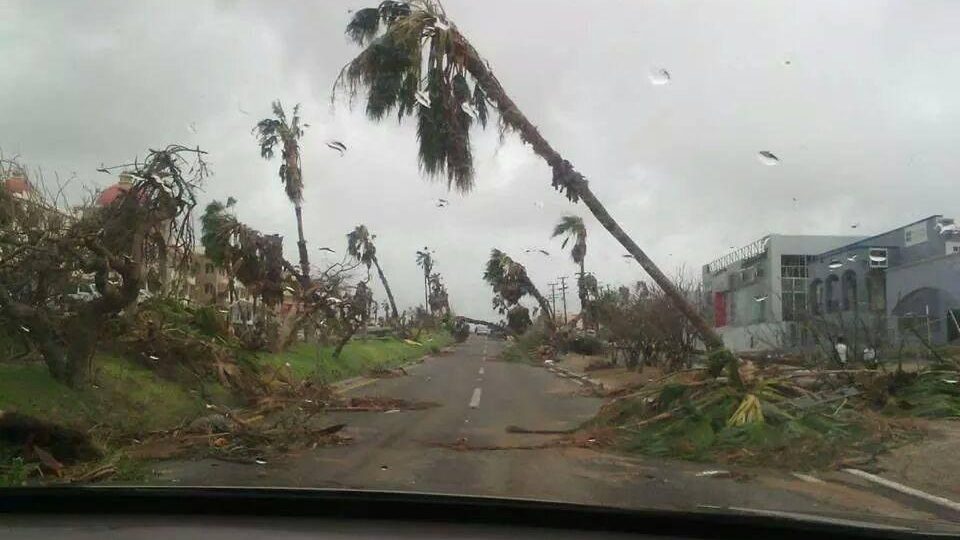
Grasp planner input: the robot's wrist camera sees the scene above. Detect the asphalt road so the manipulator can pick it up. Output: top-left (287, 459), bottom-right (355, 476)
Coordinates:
top-left (160, 336), bottom-right (958, 529)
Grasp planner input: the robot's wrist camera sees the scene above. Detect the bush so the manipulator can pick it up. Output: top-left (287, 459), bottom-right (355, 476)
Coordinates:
top-left (568, 334), bottom-right (605, 355)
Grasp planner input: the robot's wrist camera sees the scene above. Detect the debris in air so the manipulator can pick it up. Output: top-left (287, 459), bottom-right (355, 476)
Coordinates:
top-left (380, 465), bottom-right (389, 471)
top-left (435, 198), bottom-right (449, 207)
top-left (19, 326), bottom-right (30, 333)
top-left (753, 295), bottom-right (768, 303)
top-left (847, 254), bottom-right (858, 262)
top-left (828, 260), bottom-right (843, 270)
top-left (254, 458), bottom-right (267, 465)
top-left (851, 222), bottom-right (860, 229)
top-left (757, 151), bottom-right (780, 166)
top-left (318, 247), bottom-right (335, 253)
top-left (525, 248), bottom-right (550, 256)
top-left (648, 68), bottom-right (671, 86)
top-left (187, 122), bottom-right (198, 134)
top-left (326, 141), bottom-right (347, 156)
top-left (415, 90), bottom-right (431, 108)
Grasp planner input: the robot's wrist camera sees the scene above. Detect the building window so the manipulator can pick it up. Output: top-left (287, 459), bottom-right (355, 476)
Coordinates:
top-left (841, 270), bottom-right (858, 311)
top-left (780, 255), bottom-right (808, 321)
top-left (205, 263), bottom-right (214, 274)
top-left (809, 279), bottom-right (824, 315)
top-left (825, 274), bottom-right (840, 313)
top-left (866, 270), bottom-right (886, 312)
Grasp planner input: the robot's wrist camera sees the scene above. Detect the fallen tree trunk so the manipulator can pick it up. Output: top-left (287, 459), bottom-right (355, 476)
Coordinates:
top-left (0, 410), bottom-right (101, 464)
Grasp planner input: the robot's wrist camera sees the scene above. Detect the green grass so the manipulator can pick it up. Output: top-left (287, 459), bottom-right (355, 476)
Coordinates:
top-left (0, 355), bottom-right (234, 433)
top-left (258, 331), bottom-right (453, 384)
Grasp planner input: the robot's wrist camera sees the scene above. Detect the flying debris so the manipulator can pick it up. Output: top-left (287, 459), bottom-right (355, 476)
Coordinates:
top-left (847, 254), bottom-right (858, 262)
top-left (435, 198), bottom-right (449, 207)
top-left (187, 122), bottom-right (198, 134)
top-left (828, 260), bottom-right (843, 270)
top-left (757, 151), bottom-right (780, 166)
top-left (753, 295), bottom-right (768, 303)
top-left (317, 247), bottom-right (336, 254)
top-left (326, 141), bottom-right (347, 156)
top-left (622, 254), bottom-right (633, 258)
top-left (851, 222), bottom-right (860, 229)
top-left (525, 249), bottom-right (550, 256)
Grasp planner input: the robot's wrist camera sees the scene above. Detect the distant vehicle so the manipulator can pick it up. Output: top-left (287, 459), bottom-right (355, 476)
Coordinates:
top-left (475, 326), bottom-right (490, 336)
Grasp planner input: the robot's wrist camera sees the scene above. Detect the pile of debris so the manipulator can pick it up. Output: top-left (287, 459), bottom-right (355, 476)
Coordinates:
top-left (592, 361), bottom-right (959, 470)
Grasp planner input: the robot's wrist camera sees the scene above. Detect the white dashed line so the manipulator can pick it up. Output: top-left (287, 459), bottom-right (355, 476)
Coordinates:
top-left (469, 387), bottom-right (482, 408)
top-left (478, 367), bottom-right (484, 375)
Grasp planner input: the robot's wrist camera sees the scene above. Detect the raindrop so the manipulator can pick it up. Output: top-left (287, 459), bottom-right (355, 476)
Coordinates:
top-left (828, 260), bottom-right (843, 270)
top-left (757, 151), bottom-right (779, 166)
top-left (415, 90), bottom-right (431, 108)
top-left (753, 295), bottom-right (768, 303)
top-left (648, 68), bottom-right (671, 85)
top-left (254, 458), bottom-right (267, 465)
top-left (460, 102), bottom-right (479, 120)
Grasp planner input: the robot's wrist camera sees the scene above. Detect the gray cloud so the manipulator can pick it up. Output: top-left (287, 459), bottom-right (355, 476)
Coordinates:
top-left (4, 0), bottom-right (960, 321)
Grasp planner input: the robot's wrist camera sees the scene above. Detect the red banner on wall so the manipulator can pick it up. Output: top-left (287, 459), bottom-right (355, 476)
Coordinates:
top-left (714, 292), bottom-right (727, 327)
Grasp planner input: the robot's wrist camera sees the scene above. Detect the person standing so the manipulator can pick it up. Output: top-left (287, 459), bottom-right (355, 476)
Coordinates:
top-left (835, 336), bottom-right (848, 366)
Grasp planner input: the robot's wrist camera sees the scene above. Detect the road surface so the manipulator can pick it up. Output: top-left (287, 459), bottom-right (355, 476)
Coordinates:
top-left (160, 336), bottom-right (959, 528)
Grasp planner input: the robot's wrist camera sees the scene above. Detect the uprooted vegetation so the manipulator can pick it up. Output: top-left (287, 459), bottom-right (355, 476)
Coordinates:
top-left (588, 363), bottom-right (959, 470)
top-left (0, 296), bottom-right (452, 483)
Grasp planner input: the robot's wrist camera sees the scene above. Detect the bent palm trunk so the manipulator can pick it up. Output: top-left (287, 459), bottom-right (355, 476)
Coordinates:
top-left (456, 32), bottom-right (723, 350)
top-left (372, 256), bottom-right (399, 320)
top-left (525, 280), bottom-right (555, 329)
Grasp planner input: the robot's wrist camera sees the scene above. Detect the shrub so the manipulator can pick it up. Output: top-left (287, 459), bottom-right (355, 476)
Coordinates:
top-left (568, 334), bottom-right (605, 356)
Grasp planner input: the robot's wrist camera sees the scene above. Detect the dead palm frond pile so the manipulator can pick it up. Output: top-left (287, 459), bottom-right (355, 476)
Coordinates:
top-left (593, 363), bottom-right (932, 470)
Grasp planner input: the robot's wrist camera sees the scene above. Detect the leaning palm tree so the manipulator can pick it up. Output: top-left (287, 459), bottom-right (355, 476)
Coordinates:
top-left (415, 247), bottom-right (433, 313)
top-left (483, 249), bottom-right (554, 330)
top-left (552, 215), bottom-right (588, 317)
top-left (336, 1), bottom-right (722, 350)
top-left (347, 224), bottom-right (400, 320)
top-left (253, 100), bottom-right (311, 286)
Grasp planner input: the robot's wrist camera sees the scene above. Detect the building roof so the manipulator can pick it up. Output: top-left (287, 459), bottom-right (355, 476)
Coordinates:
top-left (95, 175), bottom-right (134, 206)
top-left (4, 176), bottom-right (31, 195)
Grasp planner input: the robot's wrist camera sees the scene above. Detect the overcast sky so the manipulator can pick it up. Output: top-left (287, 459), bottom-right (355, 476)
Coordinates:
top-left (3, 1), bottom-right (960, 321)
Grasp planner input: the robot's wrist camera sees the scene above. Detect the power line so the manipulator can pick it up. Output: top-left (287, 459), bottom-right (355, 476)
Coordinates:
top-left (557, 276), bottom-right (569, 323)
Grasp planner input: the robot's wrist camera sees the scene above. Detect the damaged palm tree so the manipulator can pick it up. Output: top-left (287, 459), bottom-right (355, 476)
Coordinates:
top-left (334, 0), bottom-right (723, 352)
top-left (346, 224), bottom-right (399, 320)
top-left (483, 249), bottom-right (553, 332)
top-left (253, 100), bottom-right (312, 287)
top-left (0, 146), bottom-right (205, 387)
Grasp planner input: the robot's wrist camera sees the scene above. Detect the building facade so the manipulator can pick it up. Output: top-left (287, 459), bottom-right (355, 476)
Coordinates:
top-left (702, 234), bottom-right (864, 351)
top-left (807, 215), bottom-right (960, 347)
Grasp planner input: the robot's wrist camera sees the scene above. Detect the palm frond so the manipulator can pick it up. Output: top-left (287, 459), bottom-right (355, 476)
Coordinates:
top-left (346, 7), bottom-right (381, 45)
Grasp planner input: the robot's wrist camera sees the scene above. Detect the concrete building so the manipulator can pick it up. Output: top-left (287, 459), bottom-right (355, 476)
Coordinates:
top-left (807, 215), bottom-right (960, 346)
top-left (702, 234), bottom-right (864, 351)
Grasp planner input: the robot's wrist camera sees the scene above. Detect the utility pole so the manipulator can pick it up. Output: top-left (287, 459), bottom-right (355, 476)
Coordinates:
top-left (548, 282), bottom-right (558, 319)
top-left (557, 276), bottom-right (569, 323)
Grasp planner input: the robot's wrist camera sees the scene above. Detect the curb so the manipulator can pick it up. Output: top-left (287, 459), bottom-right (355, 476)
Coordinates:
top-left (545, 364), bottom-right (604, 390)
top-left (331, 356), bottom-right (432, 394)
top-left (844, 468), bottom-right (960, 513)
